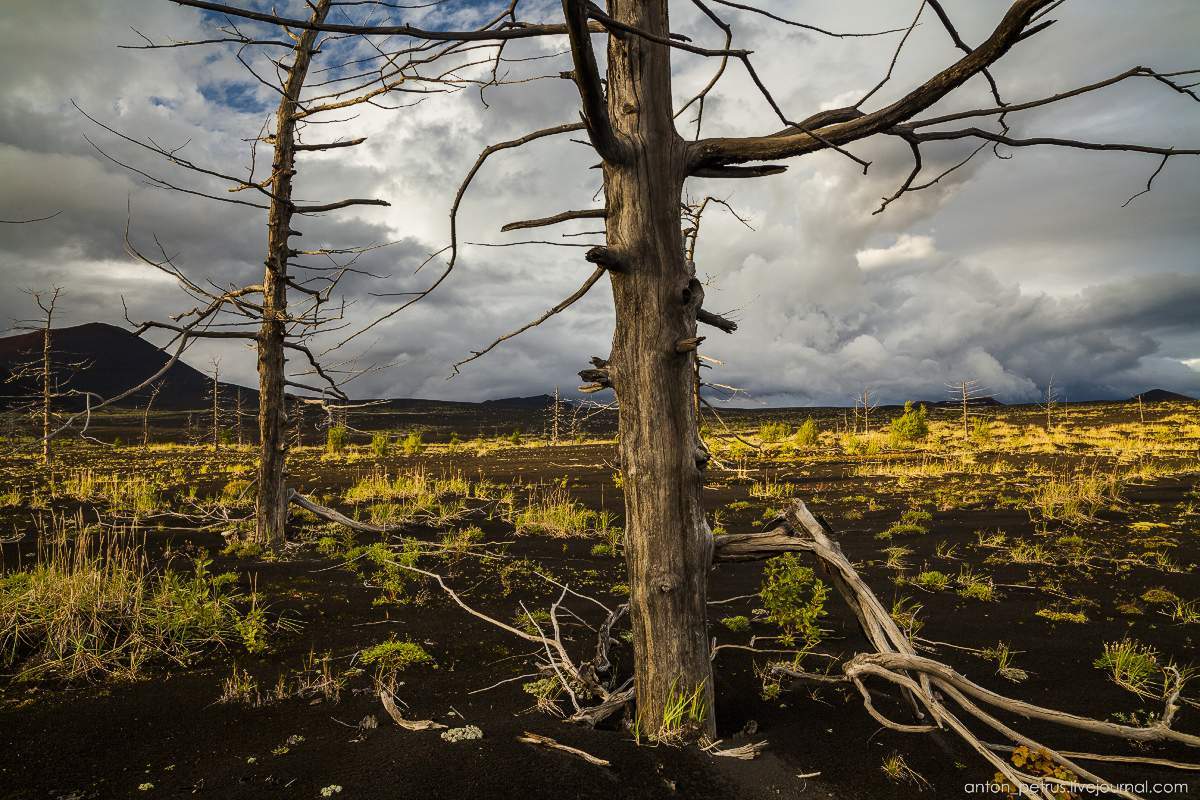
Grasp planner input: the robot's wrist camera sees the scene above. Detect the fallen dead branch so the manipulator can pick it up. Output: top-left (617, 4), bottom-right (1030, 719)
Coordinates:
top-left (290, 489), bottom-right (411, 534)
top-left (713, 499), bottom-right (1200, 800)
top-left (379, 687), bottom-right (446, 731)
top-left (701, 738), bottom-right (769, 760)
top-left (517, 731), bottom-right (611, 767)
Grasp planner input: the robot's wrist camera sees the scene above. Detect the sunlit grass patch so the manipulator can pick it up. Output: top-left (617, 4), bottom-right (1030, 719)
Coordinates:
top-left (512, 485), bottom-right (596, 537)
top-left (0, 528), bottom-right (264, 682)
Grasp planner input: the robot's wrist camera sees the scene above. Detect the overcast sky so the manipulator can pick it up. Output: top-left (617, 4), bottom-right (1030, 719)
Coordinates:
top-left (1, 0), bottom-right (1198, 406)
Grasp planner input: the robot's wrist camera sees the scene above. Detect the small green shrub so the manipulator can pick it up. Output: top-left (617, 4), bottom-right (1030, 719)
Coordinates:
top-left (795, 417), bottom-right (819, 447)
top-left (359, 638), bottom-right (434, 673)
top-left (720, 615), bottom-right (750, 633)
top-left (401, 432), bottom-right (424, 455)
top-left (326, 425), bottom-right (349, 454)
top-left (370, 432), bottom-right (391, 458)
top-left (759, 553), bottom-right (828, 647)
top-left (888, 401), bottom-right (929, 445)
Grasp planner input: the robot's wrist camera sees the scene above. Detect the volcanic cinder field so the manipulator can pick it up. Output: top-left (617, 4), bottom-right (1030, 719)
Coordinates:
top-left (1, 399), bottom-right (1197, 799)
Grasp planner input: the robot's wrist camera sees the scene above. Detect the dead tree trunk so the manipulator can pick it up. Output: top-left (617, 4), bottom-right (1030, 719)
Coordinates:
top-left (587, 0), bottom-right (715, 738)
top-left (254, 0), bottom-right (330, 546)
top-left (210, 358), bottom-right (221, 453)
top-left (40, 299), bottom-right (53, 465)
top-left (141, 380), bottom-right (163, 449)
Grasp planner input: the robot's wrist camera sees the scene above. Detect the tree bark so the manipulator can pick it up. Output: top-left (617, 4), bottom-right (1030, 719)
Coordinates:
top-left (602, 0), bottom-right (715, 738)
top-left (254, 0), bottom-right (330, 546)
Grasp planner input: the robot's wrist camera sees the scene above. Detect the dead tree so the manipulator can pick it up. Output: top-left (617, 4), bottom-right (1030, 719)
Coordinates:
top-left (141, 379), bottom-right (165, 449)
top-left (207, 358), bottom-right (222, 453)
top-left (515, 1), bottom-right (1200, 737)
top-left (1041, 376), bottom-right (1059, 432)
top-left (855, 388), bottom-right (878, 435)
top-left (191, 0), bottom-right (1200, 779)
top-left (3, 289), bottom-right (88, 464)
top-left (948, 379), bottom-right (986, 439)
top-left (82, 0), bottom-right (513, 545)
top-left (234, 386), bottom-right (245, 447)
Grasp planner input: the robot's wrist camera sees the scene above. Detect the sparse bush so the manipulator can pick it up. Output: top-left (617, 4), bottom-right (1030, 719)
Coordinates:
top-left (401, 431), bottom-right (424, 455)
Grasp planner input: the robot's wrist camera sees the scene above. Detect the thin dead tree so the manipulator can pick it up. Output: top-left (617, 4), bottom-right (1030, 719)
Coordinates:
top-left (856, 388), bottom-right (878, 435)
top-left (234, 386), bottom-right (245, 447)
top-left (207, 358), bottom-right (222, 453)
top-left (3, 289), bottom-right (88, 464)
top-left (85, 0), bottom-right (520, 544)
top-left (948, 378), bottom-right (986, 439)
top-left (1041, 375), bottom-right (1059, 432)
top-left (141, 379), bottom-right (165, 449)
top-left (193, 1), bottom-right (1200, 787)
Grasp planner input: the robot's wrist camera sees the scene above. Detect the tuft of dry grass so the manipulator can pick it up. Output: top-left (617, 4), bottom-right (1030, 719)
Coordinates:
top-left (0, 525), bottom-right (261, 682)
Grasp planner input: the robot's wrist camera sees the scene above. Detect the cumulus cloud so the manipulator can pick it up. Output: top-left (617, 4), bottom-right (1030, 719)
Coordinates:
top-left (0, 0), bottom-right (1197, 405)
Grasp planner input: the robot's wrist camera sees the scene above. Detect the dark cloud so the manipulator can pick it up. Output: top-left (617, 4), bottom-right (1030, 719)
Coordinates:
top-left (0, 0), bottom-right (1197, 404)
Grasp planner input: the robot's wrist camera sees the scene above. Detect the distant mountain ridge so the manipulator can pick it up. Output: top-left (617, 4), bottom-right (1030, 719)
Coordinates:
top-left (1128, 388), bottom-right (1195, 403)
top-left (1, 323), bottom-right (1195, 412)
top-left (0, 322), bottom-right (253, 411)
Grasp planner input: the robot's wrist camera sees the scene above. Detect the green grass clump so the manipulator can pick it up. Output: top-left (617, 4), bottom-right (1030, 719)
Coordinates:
top-left (1094, 639), bottom-right (1159, 696)
top-left (359, 638), bottom-right (434, 673)
top-left (370, 432), bottom-right (391, 458)
top-left (55, 470), bottom-right (163, 516)
top-left (1140, 587), bottom-right (1179, 605)
top-left (877, 509), bottom-right (932, 540)
top-left (0, 531), bottom-right (256, 682)
top-left (1035, 607), bottom-right (1088, 625)
top-left (911, 570), bottom-right (951, 592)
top-left (720, 615), bottom-right (750, 633)
top-left (513, 486), bottom-right (595, 537)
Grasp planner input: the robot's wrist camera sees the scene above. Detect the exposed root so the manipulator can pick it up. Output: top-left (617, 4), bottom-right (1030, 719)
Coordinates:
top-left (716, 499), bottom-right (1199, 800)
